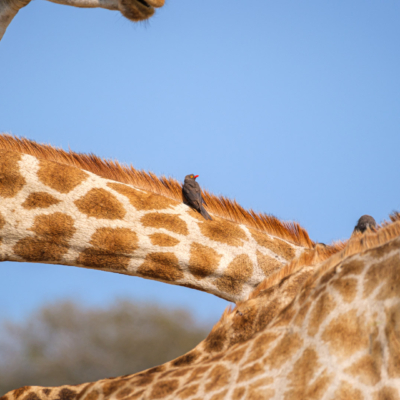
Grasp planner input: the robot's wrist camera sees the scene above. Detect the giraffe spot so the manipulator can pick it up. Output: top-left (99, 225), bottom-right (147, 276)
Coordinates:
top-left (176, 384), bottom-right (199, 399)
top-left (253, 299), bottom-right (281, 334)
top-left (322, 309), bottom-right (369, 359)
top-left (364, 253), bottom-right (400, 301)
top-left (141, 213), bottom-right (188, 236)
top-left (13, 387), bottom-right (30, 399)
top-left (42, 389), bottom-right (52, 396)
top-left (186, 366), bottom-right (209, 384)
top-left (131, 374), bottom-right (154, 386)
top-left (0, 212), bottom-right (5, 230)
top-left (265, 332), bottom-right (303, 370)
top-left (345, 354), bottom-right (381, 385)
top-left (250, 228), bottom-right (295, 260)
top-left (334, 381), bottom-right (364, 400)
top-left (223, 346), bottom-right (247, 364)
top-left (38, 159), bottom-right (88, 194)
top-left (237, 362), bottom-right (264, 383)
top-left (22, 192), bottom-right (60, 209)
top-left (0, 150), bottom-right (26, 198)
top-left (75, 188), bottom-right (126, 220)
top-left (373, 386), bottom-right (400, 400)
top-left (123, 390), bottom-right (144, 400)
top-left (76, 384), bottom-right (95, 400)
top-left (244, 332), bottom-right (279, 365)
top-left (22, 394), bottom-right (40, 400)
top-left (215, 254), bottom-right (253, 296)
top-left (256, 251), bottom-right (283, 277)
top-left (188, 242), bottom-right (222, 280)
top-left (330, 277), bottom-right (358, 303)
top-left (308, 292), bottom-right (336, 337)
top-left (77, 228), bottom-right (138, 271)
top-left (149, 379), bottom-right (179, 399)
top-left (385, 304), bottom-right (400, 378)
top-left (56, 389), bottom-right (77, 400)
top-left (232, 387), bottom-right (246, 400)
top-left (230, 301), bottom-right (259, 345)
top-left (204, 324), bottom-right (228, 353)
top-left (149, 233), bottom-right (179, 247)
top-left (137, 252), bottom-right (184, 282)
top-left (272, 303), bottom-right (297, 328)
top-left (199, 219), bottom-right (248, 247)
top-left (107, 182), bottom-right (177, 211)
top-left (338, 259), bottom-right (365, 278)
top-left (172, 350), bottom-right (200, 366)
top-left (116, 388), bottom-right (133, 399)
top-left (14, 213), bottom-right (75, 262)
top-left (283, 347), bottom-right (332, 400)
top-left (204, 365), bottom-right (231, 392)
top-left (210, 390), bottom-right (229, 400)
top-left (102, 381), bottom-right (125, 397)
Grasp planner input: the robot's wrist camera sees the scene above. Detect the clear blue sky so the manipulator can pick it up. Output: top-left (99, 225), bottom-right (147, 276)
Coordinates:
top-left (1, 1), bottom-right (399, 325)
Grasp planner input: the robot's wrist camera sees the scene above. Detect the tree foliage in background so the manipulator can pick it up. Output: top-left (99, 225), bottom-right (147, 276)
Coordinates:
top-left (0, 300), bottom-right (210, 395)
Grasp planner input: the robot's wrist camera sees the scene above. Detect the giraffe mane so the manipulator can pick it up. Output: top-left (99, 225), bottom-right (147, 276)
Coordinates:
top-left (0, 133), bottom-right (321, 248)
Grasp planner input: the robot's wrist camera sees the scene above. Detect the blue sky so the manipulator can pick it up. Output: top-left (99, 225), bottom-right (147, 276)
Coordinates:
top-left (1, 0), bottom-right (399, 324)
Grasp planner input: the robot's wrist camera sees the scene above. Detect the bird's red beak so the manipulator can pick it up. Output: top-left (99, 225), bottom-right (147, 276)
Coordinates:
top-left (194, 175), bottom-right (199, 178)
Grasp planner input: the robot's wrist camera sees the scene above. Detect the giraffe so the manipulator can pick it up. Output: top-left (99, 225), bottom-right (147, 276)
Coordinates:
top-left (0, 134), bottom-right (341, 303)
top-left (0, 0), bottom-right (164, 41)
top-left (3, 135), bottom-right (398, 399)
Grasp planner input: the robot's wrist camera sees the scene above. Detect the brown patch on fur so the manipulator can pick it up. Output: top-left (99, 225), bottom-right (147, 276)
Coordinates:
top-left (188, 242), bottom-right (222, 280)
top-left (330, 277), bottom-right (358, 303)
top-left (223, 346), bottom-right (247, 364)
top-left (137, 252), bottom-right (184, 282)
top-left (170, 368), bottom-right (192, 378)
top-left (322, 309), bottom-right (369, 359)
top-left (265, 332), bottom-right (302, 370)
top-left (13, 387), bottom-right (30, 399)
top-left (149, 233), bottom-right (179, 247)
top-left (232, 387), bottom-right (246, 400)
top-left (215, 254), bottom-right (253, 296)
top-left (0, 135), bottom-right (320, 247)
top-left (176, 384), bottom-right (199, 399)
top-left (102, 381), bottom-right (125, 397)
top-left (373, 386), bottom-right (400, 400)
top-left (22, 192), bottom-right (60, 209)
top-left (23, 393), bottom-right (40, 400)
top-left (116, 388), bottom-right (133, 399)
top-left (250, 229), bottom-right (296, 260)
top-left (204, 321), bottom-right (228, 353)
top-left (84, 390), bottom-right (100, 400)
top-left (284, 347), bottom-right (331, 400)
top-left (108, 182), bottom-right (176, 211)
top-left (256, 251), bottom-right (283, 276)
top-left (364, 252), bottom-right (400, 301)
top-left (204, 365), bottom-right (231, 392)
top-left (308, 292), bottom-right (336, 336)
top-left (38, 159), bottom-right (88, 194)
top-left (199, 218), bottom-right (248, 247)
top-left (237, 362), bottom-right (264, 382)
top-left (230, 301), bottom-right (258, 345)
top-left (150, 380), bottom-right (179, 399)
top-left (42, 389), bottom-right (52, 396)
top-left (334, 381), bottom-right (364, 400)
top-left (385, 304), bottom-right (400, 378)
top-left (0, 213), bottom-right (4, 232)
top-left (141, 213), bottom-right (188, 236)
top-left (186, 366), bottom-right (209, 384)
top-left (345, 354), bottom-right (381, 385)
top-left (77, 227), bottom-right (138, 271)
top-left (210, 390), bottom-right (229, 400)
top-left (293, 300), bottom-right (312, 327)
top-left (248, 378), bottom-right (275, 400)
top-left (14, 212), bottom-right (75, 262)
top-left (244, 332), bottom-right (279, 365)
top-left (172, 350), bottom-right (200, 366)
top-left (56, 388), bottom-right (77, 400)
top-left (0, 150), bottom-right (26, 198)
top-left (75, 188), bottom-right (126, 220)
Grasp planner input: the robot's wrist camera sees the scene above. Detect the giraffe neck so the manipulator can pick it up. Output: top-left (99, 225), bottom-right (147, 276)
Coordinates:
top-left (0, 148), bottom-right (308, 302)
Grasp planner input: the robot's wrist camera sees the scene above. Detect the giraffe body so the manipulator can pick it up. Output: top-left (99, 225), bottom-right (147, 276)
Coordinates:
top-left (2, 136), bottom-right (397, 400)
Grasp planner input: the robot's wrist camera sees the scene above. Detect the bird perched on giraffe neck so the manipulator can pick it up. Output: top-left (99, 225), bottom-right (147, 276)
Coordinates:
top-left (354, 214), bottom-right (376, 233)
top-left (182, 174), bottom-right (212, 221)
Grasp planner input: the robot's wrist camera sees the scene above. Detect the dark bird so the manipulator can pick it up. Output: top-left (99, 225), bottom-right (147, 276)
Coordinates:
top-left (182, 174), bottom-right (212, 221)
top-left (354, 215), bottom-right (376, 233)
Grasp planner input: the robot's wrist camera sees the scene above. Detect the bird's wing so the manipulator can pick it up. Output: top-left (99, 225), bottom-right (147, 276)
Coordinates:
top-left (182, 184), bottom-right (202, 210)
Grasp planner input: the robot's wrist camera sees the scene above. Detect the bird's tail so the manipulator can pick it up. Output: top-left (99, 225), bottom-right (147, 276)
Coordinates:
top-left (200, 206), bottom-right (212, 221)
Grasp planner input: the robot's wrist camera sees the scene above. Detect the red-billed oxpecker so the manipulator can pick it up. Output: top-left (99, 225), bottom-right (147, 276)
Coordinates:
top-left (182, 174), bottom-right (212, 221)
